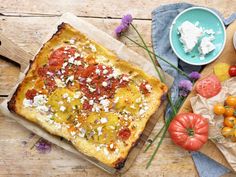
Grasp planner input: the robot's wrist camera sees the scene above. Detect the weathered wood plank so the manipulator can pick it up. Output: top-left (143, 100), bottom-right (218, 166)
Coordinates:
top-left (0, 17), bottom-right (152, 52)
top-left (0, 58), bottom-right (20, 95)
top-left (0, 0), bottom-right (235, 19)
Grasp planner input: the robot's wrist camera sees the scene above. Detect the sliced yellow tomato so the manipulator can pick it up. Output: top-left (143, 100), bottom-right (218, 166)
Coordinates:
top-left (85, 112), bottom-right (120, 144)
top-left (47, 88), bottom-right (81, 123)
top-left (114, 82), bottom-right (142, 114)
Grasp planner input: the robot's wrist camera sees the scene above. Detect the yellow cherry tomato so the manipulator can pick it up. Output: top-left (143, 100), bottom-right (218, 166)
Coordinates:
top-left (224, 116), bottom-right (236, 128)
top-left (226, 96), bottom-right (236, 107)
top-left (213, 104), bottom-right (226, 115)
top-left (214, 63), bottom-right (230, 81)
top-left (221, 127), bottom-right (233, 137)
top-left (224, 107), bottom-right (235, 117)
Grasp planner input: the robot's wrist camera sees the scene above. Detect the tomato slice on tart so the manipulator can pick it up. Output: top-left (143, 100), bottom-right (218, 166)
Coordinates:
top-left (25, 89), bottom-right (38, 100)
top-left (118, 127), bottom-right (131, 141)
top-left (49, 47), bottom-right (77, 69)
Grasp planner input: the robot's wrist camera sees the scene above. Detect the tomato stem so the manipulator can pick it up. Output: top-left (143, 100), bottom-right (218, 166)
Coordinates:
top-left (187, 128), bottom-right (194, 136)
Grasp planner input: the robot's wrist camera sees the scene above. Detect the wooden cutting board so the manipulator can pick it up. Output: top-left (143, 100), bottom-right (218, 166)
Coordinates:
top-left (179, 20), bottom-right (236, 170)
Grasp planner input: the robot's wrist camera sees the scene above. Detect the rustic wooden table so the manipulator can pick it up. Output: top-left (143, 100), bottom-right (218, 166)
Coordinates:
top-left (0, 0), bottom-right (236, 176)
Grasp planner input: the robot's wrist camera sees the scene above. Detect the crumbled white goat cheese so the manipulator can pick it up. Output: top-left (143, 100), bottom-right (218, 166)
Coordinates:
top-left (100, 117), bottom-right (108, 124)
top-left (198, 36), bottom-right (215, 56)
top-left (178, 21), bottom-right (203, 53)
top-left (60, 106), bottom-right (66, 112)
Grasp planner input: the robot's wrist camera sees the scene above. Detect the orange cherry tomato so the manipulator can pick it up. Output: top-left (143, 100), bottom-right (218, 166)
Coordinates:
top-left (213, 104), bottom-right (226, 115)
top-left (224, 107), bottom-right (235, 117)
top-left (230, 129), bottom-right (236, 142)
top-left (231, 136), bottom-right (236, 142)
top-left (221, 127), bottom-right (233, 137)
top-left (226, 96), bottom-right (236, 107)
top-left (224, 116), bottom-right (236, 128)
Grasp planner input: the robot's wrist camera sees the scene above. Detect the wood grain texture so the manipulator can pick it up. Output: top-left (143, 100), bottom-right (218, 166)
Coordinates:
top-left (0, 59), bottom-right (20, 95)
top-left (0, 0), bottom-right (235, 176)
top-left (0, 0), bottom-right (235, 18)
top-left (0, 17), bottom-right (152, 49)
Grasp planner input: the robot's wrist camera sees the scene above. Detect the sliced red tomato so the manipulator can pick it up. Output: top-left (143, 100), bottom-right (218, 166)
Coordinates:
top-left (63, 65), bottom-right (78, 77)
top-left (44, 77), bottom-right (56, 92)
top-left (196, 74), bottom-right (221, 98)
top-left (168, 113), bottom-right (209, 151)
top-left (48, 47), bottom-right (76, 68)
top-left (82, 100), bottom-right (93, 111)
top-left (37, 66), bottom-right (48, 77)
top-left (78, 64), bottom-right (129, 101)
top-left (139, 81), bottom-right (150, 94)
top-left (118, 128), bottom-right (131, 141)
top-left (119, 74), bottom-right (129, 88)
top-left (74, 65), bottom-right (85, 78)
top-left (25, 89), bottom-right (38, 100)
top-left (48, 48), bottom-right (65, 67)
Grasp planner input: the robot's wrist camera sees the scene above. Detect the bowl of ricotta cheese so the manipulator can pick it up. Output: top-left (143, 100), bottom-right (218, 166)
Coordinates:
top-left (169, 7), bottom-right (226, 65)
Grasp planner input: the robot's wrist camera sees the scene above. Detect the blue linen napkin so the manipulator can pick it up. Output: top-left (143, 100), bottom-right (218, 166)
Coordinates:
top-left (152, 3), bottom-right (236, 177)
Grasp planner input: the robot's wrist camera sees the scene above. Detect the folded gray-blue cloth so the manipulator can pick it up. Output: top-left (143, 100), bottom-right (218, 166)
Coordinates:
top-left (152, 3), bottom-right (236, 177)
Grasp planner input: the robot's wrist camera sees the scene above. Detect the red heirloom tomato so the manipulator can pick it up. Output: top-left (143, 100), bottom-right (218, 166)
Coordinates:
top-left (168, 113), bottom-right (209, 151)
top-left (196, 75), bottom-right (221, 98)
top-left (229, 65), bottom-right (236, 77)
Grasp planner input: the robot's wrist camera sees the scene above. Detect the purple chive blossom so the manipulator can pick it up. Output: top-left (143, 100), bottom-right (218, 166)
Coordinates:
top-left (114, 14), bottom-right (133, 37)
top-left (121, 14), bottom-right (133, 27)
top-left (114, 24), bottom-right (126, 37)
top-left (178, 80), bottom-right (193, 97)
top-left (35, 138), bottom-right (51, 154)
top-left (189, 71), bottom-right (201, 80)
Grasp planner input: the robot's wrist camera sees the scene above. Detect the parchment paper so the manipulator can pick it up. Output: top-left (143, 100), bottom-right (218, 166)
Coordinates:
top-left (0, 13), bottom-right (173, 174)
top-left (190, 77), bottom-right (236, 171)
